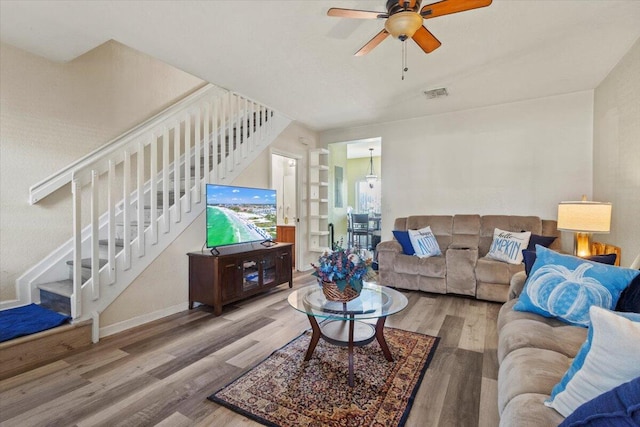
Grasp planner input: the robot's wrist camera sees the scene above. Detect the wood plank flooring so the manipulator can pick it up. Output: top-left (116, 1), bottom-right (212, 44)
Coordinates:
top-left (0, 272), bottom-right (502, 427)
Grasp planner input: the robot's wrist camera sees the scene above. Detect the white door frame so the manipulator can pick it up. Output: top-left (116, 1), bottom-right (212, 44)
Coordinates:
top-left (270, 149), bottom-right (303, 271)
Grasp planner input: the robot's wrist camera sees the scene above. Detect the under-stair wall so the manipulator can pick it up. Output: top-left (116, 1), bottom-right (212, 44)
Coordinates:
top-left (13, 84), bottom-right (291, 341)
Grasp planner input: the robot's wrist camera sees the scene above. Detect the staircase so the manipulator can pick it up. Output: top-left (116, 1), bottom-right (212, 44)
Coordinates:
top-left (13, 84), bottom-right (291, 342)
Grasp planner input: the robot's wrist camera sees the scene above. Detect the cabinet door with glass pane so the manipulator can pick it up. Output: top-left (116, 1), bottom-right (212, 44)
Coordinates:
top-left (242, 258), bottom-right (261, 292)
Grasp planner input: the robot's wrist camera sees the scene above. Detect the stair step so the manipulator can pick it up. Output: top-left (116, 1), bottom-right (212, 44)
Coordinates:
top-left (157, 190), bottom-right (185, 196)
top-left (65, 258), bottom-right (108, 269)
top-left (39, 280), bottom-right (73, 316)
top-left (39, 292), bottom-right (71, 317)
top-left (98, 239), bottom-right (125, 248)
top-left (156, 192), bottom-right (185, 205)
top-left (38, 280), bottom-right (73, 297)
top-left (117, 220), bottom-right (150, 227)
top-left (0, 319), bottom-right (92, 379)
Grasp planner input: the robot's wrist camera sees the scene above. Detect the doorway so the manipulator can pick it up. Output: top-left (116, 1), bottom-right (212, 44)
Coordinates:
top-left (271, 152), bottom-right (300, 268)
top-left (327, 137), bottom-right (382, 254)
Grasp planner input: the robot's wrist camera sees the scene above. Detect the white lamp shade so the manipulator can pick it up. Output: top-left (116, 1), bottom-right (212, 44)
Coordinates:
top-left (557, 201), bottom-right (612, 233)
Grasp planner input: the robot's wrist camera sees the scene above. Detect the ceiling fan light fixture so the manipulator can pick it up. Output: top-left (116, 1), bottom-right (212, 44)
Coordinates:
top-left (384, 11), bottom-right (423, 40)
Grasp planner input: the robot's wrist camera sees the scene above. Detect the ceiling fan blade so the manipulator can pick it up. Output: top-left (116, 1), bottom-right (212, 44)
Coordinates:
top-left (327, 8), bottom-right (388, 19)
top-left (354, 30), bottom-right (390, 56)
top-left (420, 0), bottom-right (492, 19)
top-left (412, 26), bottom-right (442, 53)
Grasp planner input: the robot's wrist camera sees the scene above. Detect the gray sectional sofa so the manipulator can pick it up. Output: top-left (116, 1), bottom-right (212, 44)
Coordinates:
top-left (497, 271), bottom-right (586, 426)
top-left (377, 215), bottom-right (561, 303)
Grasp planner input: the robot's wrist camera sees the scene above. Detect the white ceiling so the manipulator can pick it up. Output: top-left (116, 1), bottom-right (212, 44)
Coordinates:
top-left (1, 1), bottom-right (639, 132)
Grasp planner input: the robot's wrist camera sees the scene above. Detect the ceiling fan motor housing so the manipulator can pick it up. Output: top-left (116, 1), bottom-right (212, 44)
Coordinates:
top-left (386, 0), bottom-right (422, 15)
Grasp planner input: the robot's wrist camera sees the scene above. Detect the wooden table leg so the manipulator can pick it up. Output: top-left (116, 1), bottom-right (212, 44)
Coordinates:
top-left (304, 315), bottom-right (321, 361)
top-left (375, 316), bottom-right (393, 361)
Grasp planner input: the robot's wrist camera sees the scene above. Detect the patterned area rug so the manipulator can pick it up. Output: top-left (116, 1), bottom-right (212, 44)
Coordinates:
top-left (209, 327), bottom-right (439, 427)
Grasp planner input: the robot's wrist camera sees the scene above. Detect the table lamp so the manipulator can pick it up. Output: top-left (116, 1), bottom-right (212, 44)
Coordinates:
top-left (557, 196), bottom-right (612, 257)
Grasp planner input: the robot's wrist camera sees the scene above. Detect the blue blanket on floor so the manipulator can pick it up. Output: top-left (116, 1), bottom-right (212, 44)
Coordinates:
top-left (0, 304), bottom-right (71, 343)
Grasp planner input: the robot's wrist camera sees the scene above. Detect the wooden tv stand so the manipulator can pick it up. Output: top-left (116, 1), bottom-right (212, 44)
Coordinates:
top-left (187, 243), bottom-right (293, 316)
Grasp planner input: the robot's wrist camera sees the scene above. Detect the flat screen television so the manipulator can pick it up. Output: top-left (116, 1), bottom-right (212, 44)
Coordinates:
top-left (206, 184), bottom-right (277, 249)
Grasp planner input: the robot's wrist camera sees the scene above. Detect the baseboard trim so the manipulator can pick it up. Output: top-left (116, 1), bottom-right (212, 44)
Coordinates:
top-left (99, 302), bottom-right (189, 339)
top-left (0, 298), bottom-right (26, 311)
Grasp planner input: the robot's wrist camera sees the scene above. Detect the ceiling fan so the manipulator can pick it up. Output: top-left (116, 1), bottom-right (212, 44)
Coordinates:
top-left (328, 0), bottom-right (492, 56)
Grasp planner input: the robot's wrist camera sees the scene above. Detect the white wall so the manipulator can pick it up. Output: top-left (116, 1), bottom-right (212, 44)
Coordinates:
top-left (593, 38), bottom-right (640, 266)
top-left (0, 41), bottom-right (205, 302)
top-left (321, 91), bottom-right (594, 243)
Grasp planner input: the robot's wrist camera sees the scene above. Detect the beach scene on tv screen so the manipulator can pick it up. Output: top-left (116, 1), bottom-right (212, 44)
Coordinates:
top-left (206, 185), bottom-right (277, 247)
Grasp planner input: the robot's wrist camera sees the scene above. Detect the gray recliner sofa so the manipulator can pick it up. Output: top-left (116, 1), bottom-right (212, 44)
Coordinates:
top-left (377, 214), bottom-right (561, 302)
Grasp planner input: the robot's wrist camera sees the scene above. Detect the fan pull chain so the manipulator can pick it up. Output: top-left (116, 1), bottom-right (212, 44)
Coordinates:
top-left (402, 41), bottom-right (408, 80)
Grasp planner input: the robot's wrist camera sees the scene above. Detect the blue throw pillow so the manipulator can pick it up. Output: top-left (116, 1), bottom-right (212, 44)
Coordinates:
top-left (392, 230), bottom-right (414, 256)
top-left (513, 246), bottom-right (640, 326)
top-left (559, 376), bottom-right (640, 427)
top-left (616, 274), bottom-right (640, 314)
top-left (546, 307), bottom-right (640, 417)
top-left (522, 249), bottom-right (618, 277)
top-left (522, 250), bottom-right (537, 276)
top-left (525, 233), bottom-right (557, 251)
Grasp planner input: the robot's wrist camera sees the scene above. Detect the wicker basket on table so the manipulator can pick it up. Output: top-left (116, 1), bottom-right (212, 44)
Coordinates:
top-left (321, 281), bottom-right (361, 302)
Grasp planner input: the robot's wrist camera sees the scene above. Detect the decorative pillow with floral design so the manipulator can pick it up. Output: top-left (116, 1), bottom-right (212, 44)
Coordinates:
top-left (513, 246), bottom-right (640, 327)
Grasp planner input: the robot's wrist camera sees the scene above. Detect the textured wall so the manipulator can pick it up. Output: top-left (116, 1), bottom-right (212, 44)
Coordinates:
top-left (321, 91), bottom-right (595, 249)
top-left (593, 38), bottom-right (640, 266)
top-left (0, 41), bottom-right (204, 302)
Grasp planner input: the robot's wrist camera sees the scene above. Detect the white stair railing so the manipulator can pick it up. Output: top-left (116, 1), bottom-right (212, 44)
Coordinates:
top-left (13, 85), bottom-right (291, 337)
top-left (70, 90), bottom-right (282, 321)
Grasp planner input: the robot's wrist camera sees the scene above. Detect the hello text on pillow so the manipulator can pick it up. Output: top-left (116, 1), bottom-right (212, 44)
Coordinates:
top-left (486, 228), bottom-right (531, 264)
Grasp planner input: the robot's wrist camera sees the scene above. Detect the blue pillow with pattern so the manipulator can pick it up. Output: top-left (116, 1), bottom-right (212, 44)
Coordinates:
top-left (513, 246), bottom-right (640, 327)
top-left (522, 250), bottom-right (617, 277)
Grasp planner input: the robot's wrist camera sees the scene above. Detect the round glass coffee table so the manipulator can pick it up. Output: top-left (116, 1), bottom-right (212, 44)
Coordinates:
top-left (288, 282), bottom-right (408, 386)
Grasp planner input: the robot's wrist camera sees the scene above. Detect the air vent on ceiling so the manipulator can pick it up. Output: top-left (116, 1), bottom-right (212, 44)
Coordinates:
top-left (423, 88), bottom-right (448, 99)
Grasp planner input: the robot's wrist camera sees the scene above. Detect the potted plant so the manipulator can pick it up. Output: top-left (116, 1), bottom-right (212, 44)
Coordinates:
top-left (311, 243), bottom-right (375, 302)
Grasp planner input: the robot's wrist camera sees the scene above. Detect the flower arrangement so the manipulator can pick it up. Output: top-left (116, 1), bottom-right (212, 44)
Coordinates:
top-left (311, 242), bottom-right (374, 294)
